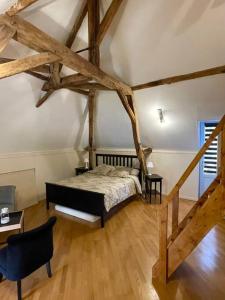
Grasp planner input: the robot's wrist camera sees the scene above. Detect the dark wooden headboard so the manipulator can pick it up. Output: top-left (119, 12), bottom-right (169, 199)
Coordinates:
top-left (95, 153), bottom-right (142, 185)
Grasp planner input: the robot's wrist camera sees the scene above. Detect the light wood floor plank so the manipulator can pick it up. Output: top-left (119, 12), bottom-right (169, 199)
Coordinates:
top-left (0, 197), bottom-right (225, 299)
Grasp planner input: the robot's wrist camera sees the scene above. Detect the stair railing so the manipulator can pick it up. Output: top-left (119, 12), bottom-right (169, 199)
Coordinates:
top-left (154, 114), bottom-right (225, 283)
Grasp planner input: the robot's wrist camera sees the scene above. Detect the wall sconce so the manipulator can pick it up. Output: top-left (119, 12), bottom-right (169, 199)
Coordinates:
top-left (157, 108), bottom-right (165, 123)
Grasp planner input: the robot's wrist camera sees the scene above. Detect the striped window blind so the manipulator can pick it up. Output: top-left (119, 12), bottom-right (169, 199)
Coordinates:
top-left (203, 122), bottom-right (218, 175)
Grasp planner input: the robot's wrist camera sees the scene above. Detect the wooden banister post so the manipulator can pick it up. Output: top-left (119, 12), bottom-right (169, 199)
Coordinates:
top-left (221, 124), bottom-right (225, 186)
top-left (158, 204), bottom-right (168, 283)
top-left (172, 191), bottom-right (179, 234)
top-left (88, 0), bottom-right (100, 169)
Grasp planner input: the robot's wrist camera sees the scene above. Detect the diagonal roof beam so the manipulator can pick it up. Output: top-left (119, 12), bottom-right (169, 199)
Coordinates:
top-left (0, 52), bottom-right (60, 79)
top-left (132, 65), bottom-right (225, 91)
top-left (0, 57), bottom-right (50, 73)
top-left (42, 73), bottom-right (89, 91)
top-left (39, 1), bottom-right (88, 105)
top-left (97, 0), bottom-right (123, 45)
top-left (36, 90), bottom-right (54, 108)
top-left (58, 0), bottom-right (123, 87)
top-left (0, 14), bottom-right (132, 95)
top-left (65, 1), bottom-right (88, 49)
top-left (0, 24), bottom-right (16, 53)
top-left (6, 0), bottom-right (39, 17)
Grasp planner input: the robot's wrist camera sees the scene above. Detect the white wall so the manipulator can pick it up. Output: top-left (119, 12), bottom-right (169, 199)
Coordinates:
top-left (97, 148), bottom-right (199, 200)
top-left (0, 149), bottom-right (81, 205)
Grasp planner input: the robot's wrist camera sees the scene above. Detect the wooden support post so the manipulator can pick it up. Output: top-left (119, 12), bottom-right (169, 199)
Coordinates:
top-left (172, 191), bottom-right (179, 234)
top-left (88, 0), bottom-right (100, 168)
top-left (158, 205), bottom-right (168, 283)
top-left (220, 124), bottom-right (225, 213)
top-left (117, 91), bottom-right (147, 175)
top-left (221, 124), bottom-right (225, 185)
top-left (127, 95), bottom-right (147, 175)
top-left (88, 90), bottom-right (95, 168)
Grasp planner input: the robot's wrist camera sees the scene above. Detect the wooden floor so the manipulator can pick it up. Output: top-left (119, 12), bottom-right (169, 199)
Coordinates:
top-left (0, 197), bottom-right (225, 300)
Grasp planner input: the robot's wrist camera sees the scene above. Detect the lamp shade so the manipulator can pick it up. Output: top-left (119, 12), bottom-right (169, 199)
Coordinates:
top-left (84, 158), bottom-right (89, 163)
top-left (147, 161), bottom-right (154, 168)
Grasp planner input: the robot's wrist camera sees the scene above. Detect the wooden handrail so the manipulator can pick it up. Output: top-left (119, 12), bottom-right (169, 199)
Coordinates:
top-left (164, 115), bottom-right (225, 205)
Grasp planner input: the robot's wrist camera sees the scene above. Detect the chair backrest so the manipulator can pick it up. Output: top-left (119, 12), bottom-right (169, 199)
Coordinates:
top-left (0, 185), bottom-right (16, 211)
top-left (6, 216), bottom-right (57, 281)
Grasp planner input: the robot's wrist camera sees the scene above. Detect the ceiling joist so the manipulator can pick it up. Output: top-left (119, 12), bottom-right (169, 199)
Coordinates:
top-left (0, 52), bottom-right (60, 79)
top-left (42, 73), bottom-right (90, 91)
top-left (132, 65), bottom-right (225, 91)
top-left (0, 57), bottom-right (50, 73)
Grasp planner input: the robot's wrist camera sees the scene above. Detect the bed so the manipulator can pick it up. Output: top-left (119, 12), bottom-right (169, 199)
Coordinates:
top-left (45, 153), bottom-right (142, 227)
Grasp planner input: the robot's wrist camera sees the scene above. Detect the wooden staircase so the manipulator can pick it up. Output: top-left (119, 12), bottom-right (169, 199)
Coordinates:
top-left (152, 115), bottom-right (225, 284)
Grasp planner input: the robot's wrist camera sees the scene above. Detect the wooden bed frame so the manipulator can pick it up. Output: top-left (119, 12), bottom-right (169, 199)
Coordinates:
top-left (46, 153), bottom-right (142, 227)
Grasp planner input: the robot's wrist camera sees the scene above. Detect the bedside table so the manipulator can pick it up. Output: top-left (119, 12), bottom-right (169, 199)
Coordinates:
top-left (75, 167), bottom-right (89, 176)
top-left (145, 174), bottom-right (163, 204)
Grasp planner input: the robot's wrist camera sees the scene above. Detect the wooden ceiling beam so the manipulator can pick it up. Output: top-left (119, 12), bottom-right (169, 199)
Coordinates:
top-left (6, 0), bottom-right (39, 17)
top-left (0, 52), bottom-right (60, 79)
top-left (51, 62), bottom-right (61, 87)
top-left (39, 1), bottom-right (88, 106)
top-left (88, 0), bottom-right (100, 168)
top-left (132, 65), bottom-right (225, 91)
top-left (24, 70), bottom-right (49, 80)
top-left (0, 57), bottom-right (50, 73)
top-left (0, 24), bottom-right (16, 53)
top-left (42, 73), bottom-right (90, 91)
top-left (0, 14), bottom-right (132, 95)
top-left (47, 0), bottom-right (124, 87)
top-left (36, 86), bottom-right (88, 107)
top-left (37, 0), bottom-right (124, 91)
top-left (97, 0), bottom-right (123, 45)
top-left (36, 90), bottom-right (54, 108)
top-left (65, 82), bottom-right (110, 90)
top-left (67, 87), bottom-right (89, 96)
top-left (65, 1), bottom-right (88, 49)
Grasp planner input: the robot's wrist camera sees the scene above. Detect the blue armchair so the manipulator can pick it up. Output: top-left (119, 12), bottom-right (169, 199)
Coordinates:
top-left (0, 216), bottom-right (57, 300)
top-left (0, 185), bottom-right (16, 212)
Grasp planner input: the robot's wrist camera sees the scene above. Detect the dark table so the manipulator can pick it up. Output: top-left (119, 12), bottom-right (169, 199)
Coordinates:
top-left (145, 174), bottom-right (163, 204)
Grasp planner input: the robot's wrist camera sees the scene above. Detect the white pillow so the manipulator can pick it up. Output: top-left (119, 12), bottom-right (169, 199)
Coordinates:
top-left (88, 164), bottom-right (115, 176)
top-left (130, 168), bottom-right (140, 176)
top-left (115, 166), bottom-right (140, 176)
top-left (108, 169), bottom-right (130, 178)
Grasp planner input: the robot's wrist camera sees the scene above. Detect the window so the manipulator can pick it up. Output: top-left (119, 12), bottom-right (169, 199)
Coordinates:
top-left (203, 122), bottom-right (218, 175)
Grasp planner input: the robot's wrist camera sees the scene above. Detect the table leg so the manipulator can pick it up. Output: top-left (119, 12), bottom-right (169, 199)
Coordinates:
top-left (155, 182), bottom-right (157, 200)
top-left (150, 181), bottom-right (152, 204)
top-left (145, 179), bottom-right (148, 201)
top-left (160, 180), bottom-right (162, 204)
